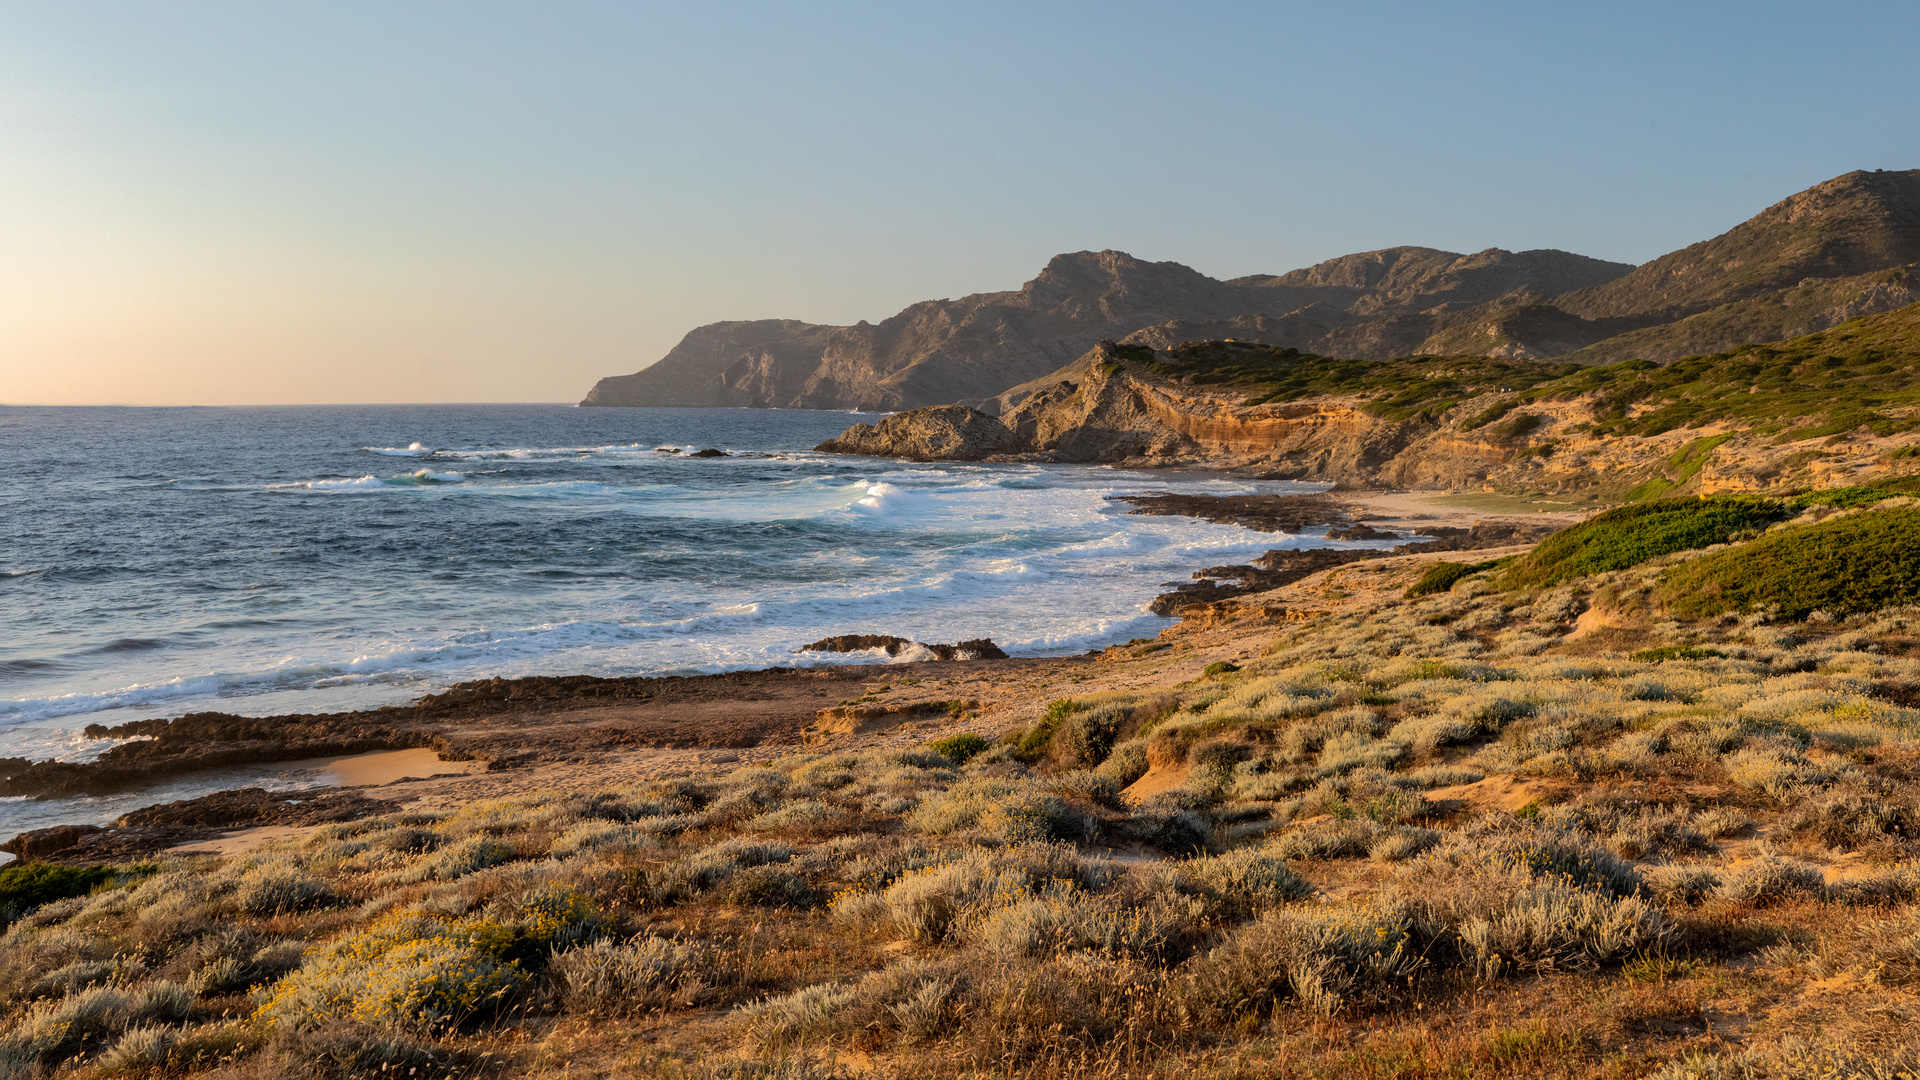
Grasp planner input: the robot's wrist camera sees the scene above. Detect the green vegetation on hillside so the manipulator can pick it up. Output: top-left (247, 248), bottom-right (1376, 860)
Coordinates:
top-left (1138, 302), bottom-right (1920, 443)
top-left (1657, 503), bottom-right (1920, 620)
top-left (0, 863), bottom-right (148, 930)
top-left (1403, 560), bottom-right (1501, 598)
top-left (1146, 342), bottom-right (1577, 422)
top-left (1500, 495), bottom-right (1787, 590)
top-left (1544, 301), bottom-right (1920, 438)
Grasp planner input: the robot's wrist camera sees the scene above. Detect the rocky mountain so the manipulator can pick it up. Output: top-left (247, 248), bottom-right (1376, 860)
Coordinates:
top-left (580, 248), bottom-right (1630, 412)
top-left (817, 300), bottom-right (1920, 499)
top-left (584, 169), bottom-right (1920, 411)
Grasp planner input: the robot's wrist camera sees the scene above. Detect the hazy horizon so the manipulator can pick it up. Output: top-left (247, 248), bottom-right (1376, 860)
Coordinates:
top-left (3, 1), bottom-right (1916, 406)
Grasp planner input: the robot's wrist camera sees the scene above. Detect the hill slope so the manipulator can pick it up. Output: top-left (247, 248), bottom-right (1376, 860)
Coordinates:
top-left (584, 170), bottom-right (1920, 410)
top-left (817, 302), bottom-right (1920, 498)
top-left (582, 248), bottom-right (1624, 412)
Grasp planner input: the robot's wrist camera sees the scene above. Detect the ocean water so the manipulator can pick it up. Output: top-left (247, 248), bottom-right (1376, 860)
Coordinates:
top-left (0, 404), bottom-right (1391, 839)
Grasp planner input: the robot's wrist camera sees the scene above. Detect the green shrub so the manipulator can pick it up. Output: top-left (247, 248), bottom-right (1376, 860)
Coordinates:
top-left (1459, 399), bottom-right (1518, 432)
top-left (258, 909), bottom-right (530, 1034)
top-left (1486, 412), bottom-right (1542, 441)
top-left (1202, 661), bottom-right (1240, 677)
top-left (1007, 699), bottom-right (1083, 760)
top-left (1789, 485), bottom-right (1903, 509)
top-left (1501, 495), bottom-right (1787, 590)
top-left (928, 733), bottom-right (989, 765)
top-left (1056, 703), bottom-right (1128, 767)
top-left (1404, 559), bottom-right (1504, 598)
top-left (1093, 741), bottom-right (1150, 787)
top-left (1656, 505), bottom-right (1920, 620)
top-left (0, 863), bottom-right (145, 927)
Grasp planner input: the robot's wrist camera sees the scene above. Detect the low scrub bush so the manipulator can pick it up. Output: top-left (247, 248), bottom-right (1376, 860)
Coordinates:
top-left (964, 888), bottom-right (1173, 961)
top-left (1453, 877), bottom-right (1669, 978)
top-left (0, 863), bottom-right (138, 929)
top-left (1723, 742), bottom-right (1830, 800)
top-left (651, 838), bottom-right (795, 902)
top-left (553, 935), bottom-right (723, 1014)
top-left (1267, 817), bottom-right (1381, 861)
top-left (853, 844), bottom-right (1094, 943)
top-left (235, 864), bottom-right (338, 916)
top-left (928, 732), bottom-right (989, 765)
top-left (1501, 495), bottom-right (1786, 590)
top-left (1183, 901), bottom-right (1422, 1017)
top-left (1055, 702), bottom-right (1130, 767)
top-left (1714, 853), bottom-right (1825, 905)
top-left (1176, 844), bottom-right (1314, 910)
top-left (257, 908), bottom-right (531, 1034)
top-left (1658, 505), bottom-right (1920, 620)
top-left (0, 981), bottom-right (193, 1069)
top-left (907, 778), bottom-right (1087, 843)
top-left (1094, 740), bottom-right (1151, 787)
top-left (1405, 560), bottom-right (1498, 599)
top-left (1645, 864), bottom-right (1722, 906)
top-left (260, 1020), bottom-right (457, 1079)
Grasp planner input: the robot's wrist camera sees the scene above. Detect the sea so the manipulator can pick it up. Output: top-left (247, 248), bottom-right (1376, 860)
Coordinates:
top-left (0, 404), bottom-right (1393, 842)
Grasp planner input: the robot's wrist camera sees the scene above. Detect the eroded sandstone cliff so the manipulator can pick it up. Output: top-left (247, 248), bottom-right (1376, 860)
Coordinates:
top-left (817, 305), bottom-right (1920, 499)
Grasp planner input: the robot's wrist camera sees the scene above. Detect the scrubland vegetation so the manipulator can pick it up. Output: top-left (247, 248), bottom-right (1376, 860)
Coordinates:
top-left (7, 499), bottom-right (1920, 1078)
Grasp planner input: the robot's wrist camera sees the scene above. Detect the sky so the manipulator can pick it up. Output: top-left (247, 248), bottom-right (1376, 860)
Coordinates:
top-left (1, 2), bottom-right (1916, 406)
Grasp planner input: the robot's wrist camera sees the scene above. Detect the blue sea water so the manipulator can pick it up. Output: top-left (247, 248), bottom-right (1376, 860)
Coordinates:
top-left (0, 403), bottom-right (1391, 837)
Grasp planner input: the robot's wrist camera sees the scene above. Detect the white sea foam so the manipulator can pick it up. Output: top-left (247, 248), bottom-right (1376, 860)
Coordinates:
top-left (3, 426), bottom-right (1365, 770)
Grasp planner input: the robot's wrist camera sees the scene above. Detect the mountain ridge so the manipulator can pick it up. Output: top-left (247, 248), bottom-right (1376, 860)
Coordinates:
top-left (583, 169), bottom-right (1920, 411)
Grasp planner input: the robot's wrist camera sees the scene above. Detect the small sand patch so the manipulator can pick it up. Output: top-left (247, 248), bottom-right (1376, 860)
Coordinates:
top-left (273, 747), bottom-right (486, 787)
top-left (1122, 760), bottom-right (1190, 805)
top-left (167, 824), bottom-right (321, 858)
top-left (1425, 774), bottom-right (1552, 814)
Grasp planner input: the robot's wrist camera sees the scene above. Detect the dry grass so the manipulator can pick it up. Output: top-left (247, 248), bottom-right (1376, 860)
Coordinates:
top-left (5, 561), bottom-right (1920, 1077)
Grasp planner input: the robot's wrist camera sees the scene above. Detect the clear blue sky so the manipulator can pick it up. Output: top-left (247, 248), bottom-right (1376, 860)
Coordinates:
top-left (3, 1), bottom-right (1915, 404)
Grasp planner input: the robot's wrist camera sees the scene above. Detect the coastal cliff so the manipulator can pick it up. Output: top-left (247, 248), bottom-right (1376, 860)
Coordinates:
top-left (818, 303), bottom-right (1920, 498)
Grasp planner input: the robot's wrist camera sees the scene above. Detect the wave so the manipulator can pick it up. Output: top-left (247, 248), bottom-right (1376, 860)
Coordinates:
top-left (365, 442), bottom-right (434, 457)
top-left (852, 481), bottom-right (924, 515)
top-left (268, 469), bottom-right (465, 492)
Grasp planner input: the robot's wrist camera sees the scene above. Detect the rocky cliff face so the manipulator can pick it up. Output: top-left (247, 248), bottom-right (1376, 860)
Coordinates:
top-left (817, 307), bottom-right (1920, 499)
top-left (817, 341), bottom-right (1427, 478)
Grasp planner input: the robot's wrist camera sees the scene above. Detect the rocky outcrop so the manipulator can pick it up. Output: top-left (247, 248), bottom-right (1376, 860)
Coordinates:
top-left (797, 635), bottom-right (1009, 661)
top-left (0, 789), bottom-right (402, 863)
top-left (813, 404), bottom-right (1018, 460)
top-left (817, 341), bottom-right (1421, 479)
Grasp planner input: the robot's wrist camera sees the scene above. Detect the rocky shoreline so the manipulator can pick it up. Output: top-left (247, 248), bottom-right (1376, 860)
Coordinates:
top-left (1, 491), bottom-right (1574, 863)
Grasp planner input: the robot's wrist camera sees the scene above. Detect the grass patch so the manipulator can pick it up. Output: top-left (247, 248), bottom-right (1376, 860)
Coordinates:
top-left (1632, 645), bottom-right (1726, 662)
top-left (1424, 492), bottom-right (1583, 513)
top-left (1656, 504), bottom-right (1920, 620)
top-left (1500, 495), bottom-right (1787, 590)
